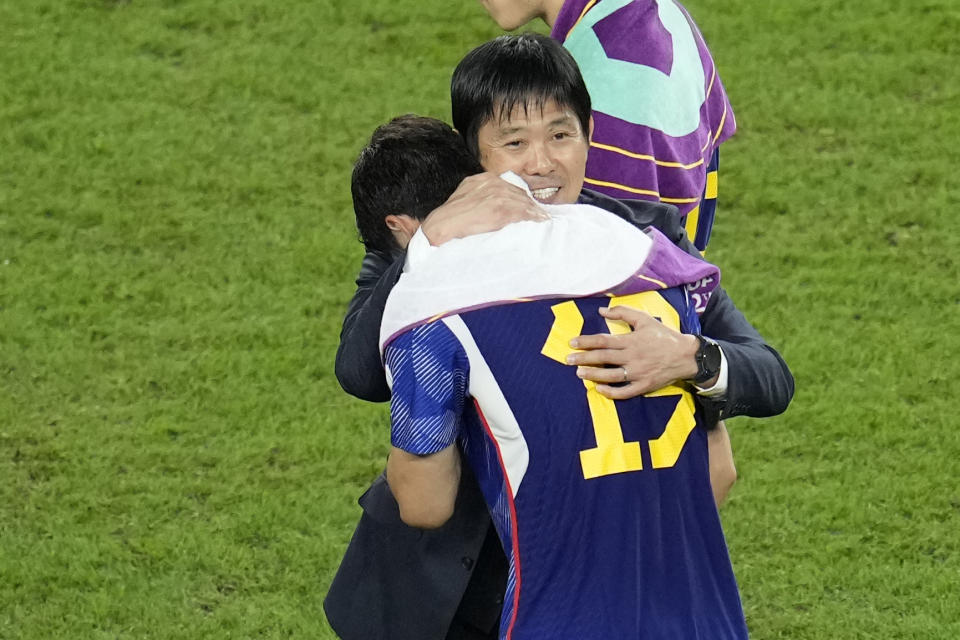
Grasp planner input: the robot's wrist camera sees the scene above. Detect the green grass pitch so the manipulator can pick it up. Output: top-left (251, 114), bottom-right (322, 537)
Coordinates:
top-left (1, 0), bottom-right (959, 637)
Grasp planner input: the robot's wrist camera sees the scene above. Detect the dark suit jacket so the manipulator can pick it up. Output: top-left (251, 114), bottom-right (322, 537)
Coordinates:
top-left (324, 190), bottom-right (794, 640)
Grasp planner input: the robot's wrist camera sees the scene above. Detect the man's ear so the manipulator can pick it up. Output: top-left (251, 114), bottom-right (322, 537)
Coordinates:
top-left (385, 214), bottom-right (422, 248)
top-left (384, 214), bottom-right (404, 233)
top-left (385, 214), bottom-right (419, 235)
top-left (588, 115), bottom-right (594, 143)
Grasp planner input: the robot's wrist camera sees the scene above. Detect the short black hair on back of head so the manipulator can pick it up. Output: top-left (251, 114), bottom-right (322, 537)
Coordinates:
top-left (451, 32), bottom-right (592, 159)
top-left (351, 115), bottom-right (484, 254)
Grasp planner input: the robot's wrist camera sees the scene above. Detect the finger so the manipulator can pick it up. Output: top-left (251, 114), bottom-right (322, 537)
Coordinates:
top-left (452, 172), bottom-right (514, 198)
top-left (595, 382), bottom-right (649, 400)
top-left (504, 199), bottom-right (549, 220)
top-left (575, 366), bottom-right (628, 384)
top-left (453, 173), bottom-right (493, 194)
top-left (493, 204), bottom-right (548, 226)
top-left (498, 190), bottom-right (549, 220)
top-left (599, 305), bottom-right (652, 326)
top-left (565, 349), bottom-right (623, 366)
top-left (525, 202), bottom-right (551, 220)
top-left (477, 173), bottom-right (530, 197)
top-left (479, 186), bottom-right (546, 218)
top-left (491, 181), bottom-right (531, 199)
top-left (568, 333), bottom-right (619, 351)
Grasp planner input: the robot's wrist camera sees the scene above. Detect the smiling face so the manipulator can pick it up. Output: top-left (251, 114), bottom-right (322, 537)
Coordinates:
top-left (476, 99), bottom-right (591, 205)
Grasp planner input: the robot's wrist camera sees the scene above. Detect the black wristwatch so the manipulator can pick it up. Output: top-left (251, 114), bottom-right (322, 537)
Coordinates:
top-left (691, 335), bottom-right (722, 386)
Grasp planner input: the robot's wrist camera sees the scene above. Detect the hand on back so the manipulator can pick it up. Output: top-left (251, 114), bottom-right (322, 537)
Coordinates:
top-left (567, 305), bottom-right (701, 399)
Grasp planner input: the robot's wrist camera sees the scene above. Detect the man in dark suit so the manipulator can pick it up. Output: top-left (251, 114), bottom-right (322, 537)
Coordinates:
top-left (325, 33), bottom-right (794, 640)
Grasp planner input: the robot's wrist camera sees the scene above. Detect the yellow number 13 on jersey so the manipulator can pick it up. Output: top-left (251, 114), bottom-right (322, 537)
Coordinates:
top-left (540, 292), bottom-right (697, 480)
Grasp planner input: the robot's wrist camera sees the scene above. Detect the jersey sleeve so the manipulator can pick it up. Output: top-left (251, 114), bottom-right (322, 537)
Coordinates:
top-left (384, 320), bottom-right (470, 456)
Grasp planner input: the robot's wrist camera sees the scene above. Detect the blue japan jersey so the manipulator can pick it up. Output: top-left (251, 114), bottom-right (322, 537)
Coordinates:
top-left (386, 287), bottom-right (747, 640)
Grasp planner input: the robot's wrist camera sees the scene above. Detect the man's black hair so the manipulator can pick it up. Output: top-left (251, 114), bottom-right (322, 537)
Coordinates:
top-left (351, 115), bottom-right (484, 254)
top-left (451, 33), bottom-right (592, 158)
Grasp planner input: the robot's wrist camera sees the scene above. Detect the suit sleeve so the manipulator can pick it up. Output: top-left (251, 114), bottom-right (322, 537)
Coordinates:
top-left (675, 226), bottom-right (793, 421)
top-left (697, 284), bottom-right (794, 421)
top-left (617, 197), bottom-right (794, 422)
top-left (334, 250), bottom-right (404, 402)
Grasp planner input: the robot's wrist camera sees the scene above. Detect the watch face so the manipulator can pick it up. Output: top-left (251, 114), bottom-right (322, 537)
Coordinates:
top-left (704, 341), bottom-right (721, 372)
top-left (695, 337), bottom-right (721, 383)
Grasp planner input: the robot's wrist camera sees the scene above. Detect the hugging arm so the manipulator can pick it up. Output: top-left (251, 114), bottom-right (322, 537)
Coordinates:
top-left (387, 445), bottom-right (461, 529)
top-left (384, 322), bottom-right (471, 529)
top-left (569, 246), bottom-right (794, 422)
top-left (570, 197), bottom-right (794, 422)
